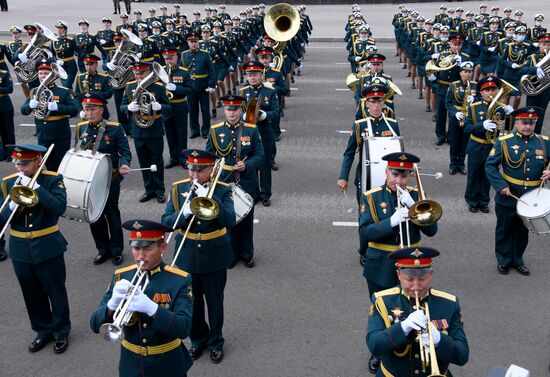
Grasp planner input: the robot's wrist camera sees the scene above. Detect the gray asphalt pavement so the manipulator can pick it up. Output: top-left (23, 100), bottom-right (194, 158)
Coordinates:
top-left (0, 2), bottom-right (549, 377)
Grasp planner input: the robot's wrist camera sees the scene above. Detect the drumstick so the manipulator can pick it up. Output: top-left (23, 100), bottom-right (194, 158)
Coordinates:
top-left (537, 162), bottom-right (550, 197)
top-left (128, 164), bottom-right (158, 172)
top-left (509, 193), bottom-right (530, 206)
top-left (342, 190), bottom-right (354, 214)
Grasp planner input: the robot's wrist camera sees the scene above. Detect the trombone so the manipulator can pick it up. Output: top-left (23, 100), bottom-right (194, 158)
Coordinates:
top-left (0, 144), bottom-right (55, 240)
top-left (415, 291), bottom-right (445, 377)
top-left (99, 261), bottom-right (149, 342)
top-left (171, 158), bottom-right (225, 267)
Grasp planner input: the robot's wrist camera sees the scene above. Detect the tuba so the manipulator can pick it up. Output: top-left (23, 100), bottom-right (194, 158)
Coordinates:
top-left (519, 51), bottom-right (550, 96)
top-left (486, 79), bottom-right (517, 143)
top-left (132, 62), bottom-right (169, 128)
top-left (272, 40), bottom-right (286, 71)
top-left (425, 54), bottom-right (457, 77)
top-left (108, 29), bottom-right (143, 89)
top-left (263, 3), bottom-right (300, 43)
top-left (14, 23), bottom-right (58, 83)
top-left (32, 62), bottom-right (68, 120)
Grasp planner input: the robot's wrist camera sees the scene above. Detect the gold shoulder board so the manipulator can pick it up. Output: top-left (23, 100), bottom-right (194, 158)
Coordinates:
top-left (115, 264), bottom-right (138, 275)
top-left (430, 288), bottom-right (457, 302)
top-left (211, 121), bottom-right (225, 129)
top-left (164, 265), bottom-right (190, 278)
top-left (374, 286), bottom-right (401, 299)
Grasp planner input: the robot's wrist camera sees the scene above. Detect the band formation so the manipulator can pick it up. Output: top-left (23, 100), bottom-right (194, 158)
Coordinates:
top-left (0, 3), bottom-right (313, 375)
top-left (340, 2), bottom-right (550, 376)
top-left (0, 1), bottom-right (549, 377)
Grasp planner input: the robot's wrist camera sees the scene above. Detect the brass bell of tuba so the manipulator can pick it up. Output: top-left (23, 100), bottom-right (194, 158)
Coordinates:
top-left (32, 62), bottom-right (68, 120)
top-left (263, 3), bottom-right (300, 43)
top-left (14, 23), bottom-right (57, 83)
top-left (132, 62), bottom-right (170, 128)
top-left (519, 51), bottom-right (550, 96)
top-left (108, 29), bottom-right (143, 89)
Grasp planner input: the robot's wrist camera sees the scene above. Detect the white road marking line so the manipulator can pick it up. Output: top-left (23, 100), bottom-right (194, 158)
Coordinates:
top-left (333, 221), bottom-right (358, 227)
top-left (20, 123), bottom-right (76, 128)
top-left (290, 87), bottom-right (299, 90)
top-left (335, 88), bottom-right (349, 91)
top-left (281, 129), bottom-right (286, 132)
top-left (335, 62), bottom-right (349, 65)
top-left (254, 219), bottom-right (259, 224)
top-left (337, 130), bottom-right (352, 134)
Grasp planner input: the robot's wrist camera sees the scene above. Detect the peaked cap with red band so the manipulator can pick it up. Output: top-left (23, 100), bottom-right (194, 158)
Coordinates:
top-left (81, 93), bottom-right (107, 107)
top-left (539, 32), bottom-right (550, 42)
top-left (367, 53), bottom-right (386, 63)
top-left (389, 246), bottom-right (440, 270)
top-left (9, 144), bottom-right (47, 163)
top-left (132, 62), bottom-right (151, 72)
top-left (82, 53), bottom-right (100, 63)
top-left (382, 152), bottom-right (420, 171)
top-left (511, 106), bottom-right (543, 120)
top-left (243, 60), bottom-right (264, 72)
top-left (478, 76), bottom-right (501, 91)
top-left (122, 220), bottom-right (173, 247)
top-left (183, 149), bottom-right (218, 167)
top-left (219, 94), bottom-right (245, 107)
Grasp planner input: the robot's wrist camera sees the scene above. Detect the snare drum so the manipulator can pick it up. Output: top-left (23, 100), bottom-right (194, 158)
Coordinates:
top-left (232, 184), bottom-right (253, 224)
top-left (516, 187), bottom-right (550, 234)
top-left (57, 149), bottom-right (112, 223)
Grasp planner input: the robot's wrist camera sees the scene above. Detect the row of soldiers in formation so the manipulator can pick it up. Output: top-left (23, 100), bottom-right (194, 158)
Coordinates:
top-left (0, 7), bottom-right (314, 375)
top-left (340, 4), bottom-right (550, 376)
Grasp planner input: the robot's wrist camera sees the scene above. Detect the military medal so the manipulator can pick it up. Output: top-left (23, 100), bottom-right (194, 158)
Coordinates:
top-left (380, 201), bottom-right (387, 214)
top-left (511, 144), bottom-right (520, 154)
top-left (219, 133), bottom-right (225, 143)
top-left (391, 307), bottom-right (404, 323)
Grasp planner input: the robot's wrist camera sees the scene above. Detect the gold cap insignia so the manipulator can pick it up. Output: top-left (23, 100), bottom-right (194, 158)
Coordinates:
top-left (191, 150), bottom-right (199, 157)
top-left (411, 249), bottom-right (424, 257)
top-left (399, 154), bottom-right (407, 161)
top-left (132, 221), bottom-right (143, 230)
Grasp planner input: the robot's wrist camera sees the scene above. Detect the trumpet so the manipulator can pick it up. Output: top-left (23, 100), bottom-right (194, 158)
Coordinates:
top-left (171, 158), bottom-right (225, 267)
top-left (415, 291), bottom-right (445, 377)
top-left (99, 261), bottom-right (149, 342)
top-left (0, 144), bottom-right (55, 240)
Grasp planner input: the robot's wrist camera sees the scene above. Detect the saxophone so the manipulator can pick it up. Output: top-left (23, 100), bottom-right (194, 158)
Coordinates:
top-left (32, 62), bottom-right (67, 120)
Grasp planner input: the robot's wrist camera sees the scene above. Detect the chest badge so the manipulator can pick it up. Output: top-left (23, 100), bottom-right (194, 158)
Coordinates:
top-left (219, 133), bottom-right (225, 143)
top-left (380, 201), bottom-right (387, 214)
top-left (511, 144), bottom-right (520, 154)
top-left (391, 307), bottom-right (404, 323)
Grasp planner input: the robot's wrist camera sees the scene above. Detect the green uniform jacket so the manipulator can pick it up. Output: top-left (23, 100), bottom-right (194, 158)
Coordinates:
top-left (367, 287), bottom-right (469, 377)
top-left (90, 262), bottom-right (193, 377)
top-left (485, 132), bottom-right (550, 207)
top-left (180, 49), bottom-right (216, 90)
top-left (1, 171), bottom-right (68, 264)
top-left (161, 180), bottom-right (235, 273)
top-left (359, 185), bottom-right (437, 287)
top-left (0, 69), bottom-right (14, 112)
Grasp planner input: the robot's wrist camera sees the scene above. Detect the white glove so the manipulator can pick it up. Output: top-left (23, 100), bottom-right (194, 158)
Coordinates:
top-left (151, 101), bottom-right (162, 111)
top-left (127, 288), bottom-right (158, 317)
top-left (166, 82), bottom-right (176, 91)
top-left (454, 55), bottom-right (462, 64)
top-left (228, 66), bottom-right (235, 72)
top-left (533, 42), bottom-right (539, 47)
top-left (47, 101), bottom-right (58, 112)
top-left (106, 279), bottom-right (132, 310)
top-left (182, 200), bottom-right (192, 218)
top-left (263, 81), bottom-right (273, 88)
top-left (32, 182), bottom-right (40, 189)
top-left (79, 110), bottom-right (86, 119)
top-left (106, 61), bottom-right (117, 71)
top-left (400, 309), bottom-right (428, 335)
top-left (431, 53), bottom-right (440, 60)
top-left (428, 74), bottom-right (437, 81)
top-left (504, 105), bottom-right (514, 115)
top-left (511, 63), bottom-right (519, 69)
top-left (537, 67), bottom-right (545, 78)
top-left (397, 186), bottom-right (415, 208)
top-left (467, 95), bottom-right (475, 104)
top-left (29, 99), bottom-right (39, 109)
top-left (100, 39), bottom-right (107, 45)
top-left (455, 111), bottom-right (464, 120)
top-left (17, 53), bottom-right (28, 63)
top-left (390, 207), bottom-right (409, 227)
top-left (127, 101), bottom-right (140, 112)
top-left (56, 59), bottom-right (64, 66)
top-left (237, 57), bottom-right (241, 62)
top-left (476, 40), bottom-right (481, 46)
top-left (194, 182), bottom-right (208, 197)
top-left (354, 56), bottom-right (361, 62)
top-left (377, 77), bottom-right (387, 84)
top-left (269, 62), bottom-right (276, 68)
top-left (206, 87), bottom-right (216, 94)
top-left (9, 201), bottom-right (17, 211)
top-left (258, 110), bottom-right (267, 121)
top-left (483, 119), bottom-right (497, 131)
top-left (420, 322), bottom-right (441, 346)
top-left (136, 53), bottom-right (142, 59)
top-left (18, 172), bottom-right (31, 186)
top-left (488, 46), bottom-right (496, 52)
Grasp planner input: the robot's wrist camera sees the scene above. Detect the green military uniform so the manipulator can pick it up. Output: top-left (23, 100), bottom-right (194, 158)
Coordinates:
top-left (206, 100), bottom-right (265, 264)
top-left (463, 77), bottom-right (511, 211)
top-left (51, 23), bottom-right (78, 89)
top-left (181, 33), bottom-right (216, 138)
top-left (21, 65), bottom-right (79, 171)
top-left (162, 150), bottom-right (235, 362)
top-left (75, 109), bottom-right (131, 261)
top-left (1, 144), bottom-right (71, 351)
top-left (239, 63), bottom-right (280, 203)
top-left (367, 286), bottom-right (468, 376)
top-left (0, 69), bottom-right (14, 159)
top-left (479, 25), bottom-right (503, 74)
top-left (74, 69), bottom-right (113, 120)
top-left (485, 107), bottom-right (550, 272)
top-left (75, 27), bottom-right (104, 73)
top-left (90, 226), bottom-right (193, 377)
top-left (163, 61), bottom-right (193, 166)
top-left (121, 65), bottom-right (170, 201)
top-left (96, 26), bottom-right (115, 61)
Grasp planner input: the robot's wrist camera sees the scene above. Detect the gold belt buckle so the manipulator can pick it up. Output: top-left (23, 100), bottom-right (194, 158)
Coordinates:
top-left (191, 74), bottom-right (196, 79)
top-left (26, 231), bottom-right (33, 239)
top-left (195, 233), bottom-right (202, 241)
top-left (140, 346), bottom-right (148, 356)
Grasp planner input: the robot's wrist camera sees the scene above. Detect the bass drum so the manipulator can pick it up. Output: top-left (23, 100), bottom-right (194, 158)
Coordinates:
top-left (365, 137), bottom-right (405, 190)
top-left (232, 184), bottom-right (253, 224)
top-left (517, 187), bottom-right (550, 234)
top-left (57, 149), bottom-right (112, 223)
